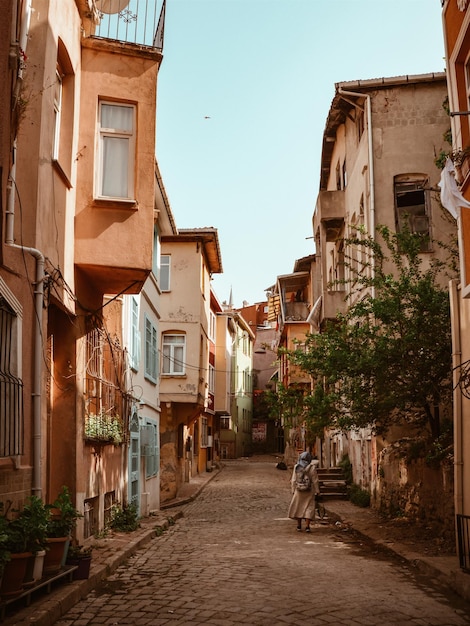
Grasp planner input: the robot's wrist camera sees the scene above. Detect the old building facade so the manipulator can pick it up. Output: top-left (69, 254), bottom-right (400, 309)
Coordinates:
top-left (1, 0), bottom-right (165, 539)
top-left (158, 228), bottom-right (223, 502)
top-left (442, 0), bottom-right (470, 567)
top-left (312, 73), bottom-right (457, 501)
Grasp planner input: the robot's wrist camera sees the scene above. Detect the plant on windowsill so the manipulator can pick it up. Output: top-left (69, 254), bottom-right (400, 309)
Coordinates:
top-left (85, 411), bottom-right (123, 445)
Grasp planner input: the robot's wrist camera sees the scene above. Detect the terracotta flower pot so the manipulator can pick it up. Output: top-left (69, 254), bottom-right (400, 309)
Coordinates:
top-left (0, 552), bottom-right (31, 598)
top-left (43, 537), bottom-right (68, 574)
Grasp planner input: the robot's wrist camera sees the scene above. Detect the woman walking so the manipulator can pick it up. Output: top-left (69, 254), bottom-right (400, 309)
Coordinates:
top-left (287, 451), bottom-right (320, 532)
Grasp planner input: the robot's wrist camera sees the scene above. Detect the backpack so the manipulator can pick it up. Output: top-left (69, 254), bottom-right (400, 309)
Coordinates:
top-left (295, 468), bottom-right (311, 492)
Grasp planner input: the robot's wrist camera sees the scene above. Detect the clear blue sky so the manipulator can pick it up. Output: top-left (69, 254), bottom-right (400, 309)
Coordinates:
top-left (156, 0), bottom-right (446, 308)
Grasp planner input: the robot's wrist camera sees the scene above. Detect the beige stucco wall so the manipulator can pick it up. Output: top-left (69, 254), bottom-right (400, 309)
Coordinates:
top-left (159, 242), bottom-right (208, 403)
top-left (74, 40), bottom-right (159, 295)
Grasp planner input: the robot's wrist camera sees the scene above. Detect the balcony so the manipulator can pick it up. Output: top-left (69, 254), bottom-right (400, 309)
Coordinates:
top-left (314, 190), bottom-right (345, 241)
top-left (84, 0), bottom-right (165, 50)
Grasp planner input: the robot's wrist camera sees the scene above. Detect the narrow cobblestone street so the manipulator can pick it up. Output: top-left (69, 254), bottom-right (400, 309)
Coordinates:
top-left (55, 458), bottom-right (470, 626)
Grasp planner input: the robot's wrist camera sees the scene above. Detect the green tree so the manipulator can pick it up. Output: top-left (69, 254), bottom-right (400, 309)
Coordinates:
top-left (289, 225), bottom-right (456, 441)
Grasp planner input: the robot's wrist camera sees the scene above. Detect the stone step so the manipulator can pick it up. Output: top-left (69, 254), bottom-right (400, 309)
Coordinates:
top-left (317, 467), bottom-right (348, 499)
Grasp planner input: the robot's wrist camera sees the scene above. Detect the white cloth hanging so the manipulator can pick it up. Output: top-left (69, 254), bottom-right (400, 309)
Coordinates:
top-left (438, 157), bottom-right (470, 219)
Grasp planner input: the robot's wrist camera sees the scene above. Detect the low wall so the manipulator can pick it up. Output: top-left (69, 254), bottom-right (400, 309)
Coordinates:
top-left (372, 441), bottom-right (454, 542)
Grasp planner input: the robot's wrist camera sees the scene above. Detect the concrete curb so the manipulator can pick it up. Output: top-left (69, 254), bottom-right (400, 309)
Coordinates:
top-left (7, 511), bottom-right (184, 626)
top-left (5, 469), bottom-right (225, 625)
top-left (325, 505), bottom-right (470, 605)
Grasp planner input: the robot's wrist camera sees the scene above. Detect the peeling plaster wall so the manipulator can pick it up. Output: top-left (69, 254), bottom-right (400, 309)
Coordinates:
top-left (373, 442), bottom-right (455, 540)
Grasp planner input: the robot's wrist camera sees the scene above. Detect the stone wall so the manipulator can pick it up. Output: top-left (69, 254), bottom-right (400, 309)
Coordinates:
top-left (372, 440), bottom-right (455, 542)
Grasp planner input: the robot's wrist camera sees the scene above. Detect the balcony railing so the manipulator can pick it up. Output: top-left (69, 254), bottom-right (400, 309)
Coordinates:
top-left (92, 0), bottom-right (165, 50)
top-left (284, 301), bottom-right (310, 322)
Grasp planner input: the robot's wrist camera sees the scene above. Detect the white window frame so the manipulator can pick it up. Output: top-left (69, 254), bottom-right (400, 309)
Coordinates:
top-left (52, 67), bottom-right (63, 161)
top-left (162, 333), bottom-right (186, 375)
top-left (209, 310), bottom-right (216, 341)
top-left (152, 225), bottom-right (160, 278)
top-left (160, 254), bottom-right (170, 291)
top-left (129, 296), bottom-right (140, 371)
top-left (208, 363), bottom-right (215, 394)
top-left (97, 101), bottom-right (135, 201)
top-left (144, 315), bottom-right (158, 383)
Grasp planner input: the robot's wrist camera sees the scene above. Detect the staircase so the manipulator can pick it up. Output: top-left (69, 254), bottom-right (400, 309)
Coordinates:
top-left (317, 467), bottom-right (348, 500)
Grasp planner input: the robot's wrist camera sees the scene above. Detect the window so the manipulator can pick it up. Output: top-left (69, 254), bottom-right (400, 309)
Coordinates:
top-left (209, 310), bottom-right (216, 341)
top-left (0, 291), bottom-right (24, 457)
top-left (129, 297), bottom-right (140, 371)
top-left (162, 333), bottom-right (185, 375)
top-left (52, 40), bottom-right (74, 184)
top-left (220, 416), bottom-right (230, 430)
top-left (52, 67), bottom-right (62, 161)
top-left (97, 102), bottom-right (135, 200)
top-left (152, 225), bottom-right (160, 278)
top-left (336, 161), bottom-right (341, 190)
top-left (142, 419), bottom-right (159, 478)
top-left (209, 363), bottom-right (215, 394)
top-left (144, 316), bottom-right (158, 383)
top-left (394, 175), bottom-right (431, 252)
top-left (160, 254), bottom-right (170, 291)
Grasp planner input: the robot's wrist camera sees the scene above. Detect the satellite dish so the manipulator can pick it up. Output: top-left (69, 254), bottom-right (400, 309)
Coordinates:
top-left (96, 0), bottom-right (130, 14)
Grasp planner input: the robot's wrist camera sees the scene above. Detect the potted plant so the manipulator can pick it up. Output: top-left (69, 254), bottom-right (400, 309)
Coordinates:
top-left (20, 496), bottom-right (50, 586)
top-left (66, 543), bottom-right (93, 580)
top-left (0, 512), bottom-right (32, 598)
top-left (0, 516), bottom-right (11, 588)
top-left (44, 487), bottom-right (82, 575)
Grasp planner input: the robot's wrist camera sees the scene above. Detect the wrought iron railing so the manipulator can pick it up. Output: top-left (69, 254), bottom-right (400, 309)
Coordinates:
top-left (456, 513), bottom-right (470, 571)
top-left (92, 0), bottom-right (165, 50)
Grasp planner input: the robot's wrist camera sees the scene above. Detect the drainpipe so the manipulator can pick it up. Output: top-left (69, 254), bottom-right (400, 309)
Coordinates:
top-left (5, 0), bottom-right (44, 500)
top-left (449, 278), bottom-right (464, 516)
top-left (6, 144), bottom-right (45, 500)
top-left (337, 88), bottom-right (375, 297)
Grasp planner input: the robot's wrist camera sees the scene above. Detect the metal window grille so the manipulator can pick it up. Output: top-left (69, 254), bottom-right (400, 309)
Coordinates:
top-left (0, 296), bottom-right (24, 457)
top-left (457, 514), bottom-right (470, 572)
top-left (84, 327), bottom-right (128, 444)
top-left (84, 496), bottom-right (100, 539)
top-left (104, 491), bottom-right (116, 527)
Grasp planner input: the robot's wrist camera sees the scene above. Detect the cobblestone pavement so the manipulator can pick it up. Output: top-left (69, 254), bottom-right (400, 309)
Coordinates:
top-left (51, 458), bottom-right (470, 626)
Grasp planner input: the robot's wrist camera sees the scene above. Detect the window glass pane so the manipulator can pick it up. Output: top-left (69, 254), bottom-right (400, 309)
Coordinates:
top-left (101, 104), bottom-right (133, 131)
top-left (162, 334), bottom-right (185, 374)
top-left (153, 226), bottom-right (160, 277)
top-left (102, 136), bottom-right (129, 197)
top-left (173, 346), bottom-right (184, 373)
top-left (160, 255), bottom-right (170, 291)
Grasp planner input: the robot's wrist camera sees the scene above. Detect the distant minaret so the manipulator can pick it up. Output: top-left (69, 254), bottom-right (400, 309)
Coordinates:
top-left (228, 287), bottom-right (233, 309)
